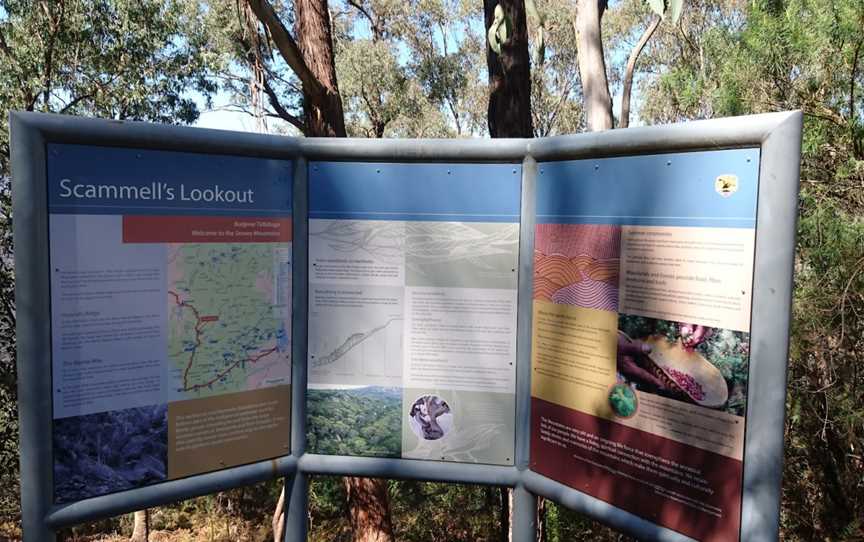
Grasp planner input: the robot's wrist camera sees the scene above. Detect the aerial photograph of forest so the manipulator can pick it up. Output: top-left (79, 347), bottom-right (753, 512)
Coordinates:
top-left (307, 386), bottom-right (401, 458)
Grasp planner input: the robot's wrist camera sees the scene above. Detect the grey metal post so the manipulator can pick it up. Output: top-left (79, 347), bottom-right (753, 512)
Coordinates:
top-left (10, 113), bottom-right (57, 542)
top-left (739, 112), bottom-right (802, 541)
top-left (283, 472), bottom-right (309, 542)
top-left (511, 155), bottom-right (538, 542)
top-left (512, 485), bottom-right (538, 541)
top-left (284, 157), bottom-right (310, 541)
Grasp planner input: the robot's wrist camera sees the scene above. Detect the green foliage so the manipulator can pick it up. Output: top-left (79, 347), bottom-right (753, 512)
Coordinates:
top-left (784, 197), bottom-right (864, 540)
top-left (0, 0), bottom-right (217, 528)
top-left (634, 1), bottom-right (864, 537)
top-left (388, 481), bottom-right (503, 541)
top-left (327, 0), bottom-right (485, 137)
top-left (543, 500), bottom-right (633, 542)
top-left (336, 38), bottom-right (415, 137)
top-left (529, 1), bottom-right (584, 136)
top-left (55, 480), bottom-right (284, 541)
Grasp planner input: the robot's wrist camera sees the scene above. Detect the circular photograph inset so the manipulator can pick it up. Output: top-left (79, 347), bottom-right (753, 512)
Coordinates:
top-left (608, 383), bottom-right (638, 419)
top-left (408, 395), bottom-right (453, 441)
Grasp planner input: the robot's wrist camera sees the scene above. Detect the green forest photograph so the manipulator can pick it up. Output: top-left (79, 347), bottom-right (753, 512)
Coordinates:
top-left (0, 0), bottom-right (862, 541)
top-left (308, 387), bottom-right (402, 458)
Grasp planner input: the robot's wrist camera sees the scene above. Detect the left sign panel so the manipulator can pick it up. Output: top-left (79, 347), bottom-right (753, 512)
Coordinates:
top-left (47, 144), bottom-right (293, 504)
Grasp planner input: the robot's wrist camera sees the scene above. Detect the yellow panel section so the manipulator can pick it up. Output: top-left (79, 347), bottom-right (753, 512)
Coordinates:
top-left (167, 385), bottom-right (290, 479)
top-left (531, 300), bottom-right (618, 418)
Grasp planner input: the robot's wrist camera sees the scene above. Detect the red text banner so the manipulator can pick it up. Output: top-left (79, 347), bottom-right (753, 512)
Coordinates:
top-left (122, 216), bottom-right (292, 243)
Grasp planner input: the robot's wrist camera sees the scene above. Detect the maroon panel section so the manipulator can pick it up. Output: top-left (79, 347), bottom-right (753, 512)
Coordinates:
top-left (531, 397), bottom-right (742, 542)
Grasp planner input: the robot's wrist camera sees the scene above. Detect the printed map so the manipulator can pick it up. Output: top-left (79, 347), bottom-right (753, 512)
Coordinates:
top-left (167, 243), bottom-right (292, 398)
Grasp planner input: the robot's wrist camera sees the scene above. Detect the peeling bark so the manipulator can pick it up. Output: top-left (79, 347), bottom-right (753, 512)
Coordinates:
top-left (344, 477), bottom-right (395, 542)
top-left (294, 0), bottom-right (347, 136)
top-left (484, 0), bottom-right (533, 137)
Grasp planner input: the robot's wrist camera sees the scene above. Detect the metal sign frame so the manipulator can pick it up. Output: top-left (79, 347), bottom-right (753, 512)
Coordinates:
top-left (10, 110), bottom-right (802, 541)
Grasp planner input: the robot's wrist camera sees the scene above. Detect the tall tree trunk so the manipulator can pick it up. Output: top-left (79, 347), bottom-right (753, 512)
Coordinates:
top-left (619, 15), bottom-right (661, 129)
top-left (574, 0), bottom-right (613, 131)
top-left (344, 477), bottom-right (395, 542)
top-left (295, 0), bottom-right (347, 137)
top-left (291, 8), bottom-right (392, 535)
top-left (484, 0), bottom-right (533, 137)
top-left (499, 486), bottom-right (510, 541)
top-left (244, 2), bottom-right (391, 541)
top-left (483, 2), bottom-right (532, 537)
top-left (536, 497), bottom-right (546, 542)
top-left (272, 487), bottom-right (285, 542)
top-left (293, 0), bottom-right (393, 537)
top-left (130, 509), bottom-right (148, 542)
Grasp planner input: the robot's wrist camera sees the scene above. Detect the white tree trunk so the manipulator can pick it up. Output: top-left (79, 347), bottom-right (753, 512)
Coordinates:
top-left (574, 0), bottom-right (614, 131)
top-left (130, 509), bottom-right (148, 542)
top-left (273, 486), bottom-right (285, 542)
top-left (620, 15), bottom-right (661, 128)
top-left (508, 489), bottom-right (514, 542)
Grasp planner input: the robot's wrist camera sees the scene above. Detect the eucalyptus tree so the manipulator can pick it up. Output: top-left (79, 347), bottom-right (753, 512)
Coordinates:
top-left (615, 0), bottom-right (745, 124)
top-left (335, 0), bottom-right (489, 138)
top-left (0, 0), bottom-right (218, 530)
top-left (633, 3), bottom-right (864, 538)
top-left (528, 1), bottom-right (585, 136)
top-left (404, 0), bottom-right (488, 136)
top-left (484, 0), bottom-right (533, 136)
top-left (236, 2), bottom-right (398, 541)
top-left (563, 1), bottom-right (864, 540)
top-left (570, 0), bottom-right (684, 131)
top-left (333, 0), bottom-right (457, 138)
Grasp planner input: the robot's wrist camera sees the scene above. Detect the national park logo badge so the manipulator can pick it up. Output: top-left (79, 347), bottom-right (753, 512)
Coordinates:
top-left (715, 174), bottom-right (739, 198)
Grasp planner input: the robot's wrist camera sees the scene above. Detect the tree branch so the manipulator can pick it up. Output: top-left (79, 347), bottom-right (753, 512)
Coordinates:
top-left (261, 76), bottom-right (306, 132)
top-left (849, 37), bottom-right (862, 123)
top-left (849, 37), bottom-right (863, 159)
top-left (347, 0), bottom-right (380, 40)
top-left (619, 15), bottom-right (661, 129)
top-left (59, 93), bottom-right (94, 114)
top-left (245, 0), bottom-right (326, 100)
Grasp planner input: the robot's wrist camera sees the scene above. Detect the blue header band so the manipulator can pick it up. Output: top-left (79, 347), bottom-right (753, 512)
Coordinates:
top-left (537, 148), bottom-right (759, 228)
top-left (309, 162), bottom-right (522, 222)
top-left (47, 144), bottom-right (293, 216)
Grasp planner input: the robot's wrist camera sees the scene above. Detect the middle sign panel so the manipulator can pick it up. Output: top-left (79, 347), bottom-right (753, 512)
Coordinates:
top-left (307, 162), bottom-right (521, 465)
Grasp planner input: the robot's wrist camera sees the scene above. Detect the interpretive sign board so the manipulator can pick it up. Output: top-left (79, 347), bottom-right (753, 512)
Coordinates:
top-left (11, 111), bottom-right (801, 542)
top-left (307, 162), bottom-right (520, 464)
top-left (46, 144), bottom-right (293, 503)
top-left (530, 150), bottom-right (759, 541)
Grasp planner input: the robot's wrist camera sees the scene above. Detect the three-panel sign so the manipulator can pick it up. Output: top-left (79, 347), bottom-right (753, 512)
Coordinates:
top-left (12, 111), bottom-right (802, 541)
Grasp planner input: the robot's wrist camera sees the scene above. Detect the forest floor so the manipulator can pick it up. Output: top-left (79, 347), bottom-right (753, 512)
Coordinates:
top-left (0, 518), bottom-right (272, 542)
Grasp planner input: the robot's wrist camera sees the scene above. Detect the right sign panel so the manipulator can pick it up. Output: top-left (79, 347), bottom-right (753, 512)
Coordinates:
top-left (531, 149), bottom-right (760, 542)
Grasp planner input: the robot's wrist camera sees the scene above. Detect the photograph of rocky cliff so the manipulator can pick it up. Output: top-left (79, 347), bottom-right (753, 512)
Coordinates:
top-left (53, 404), bottom-right (168, 503)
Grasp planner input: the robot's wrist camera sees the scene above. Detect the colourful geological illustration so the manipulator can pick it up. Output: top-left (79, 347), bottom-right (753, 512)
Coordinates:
top-left (533, 224), bottom-right (621, 311)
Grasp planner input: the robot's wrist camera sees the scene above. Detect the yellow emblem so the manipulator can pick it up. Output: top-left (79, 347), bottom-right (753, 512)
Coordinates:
top-left (715, 174), bottom-right (739, 198)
